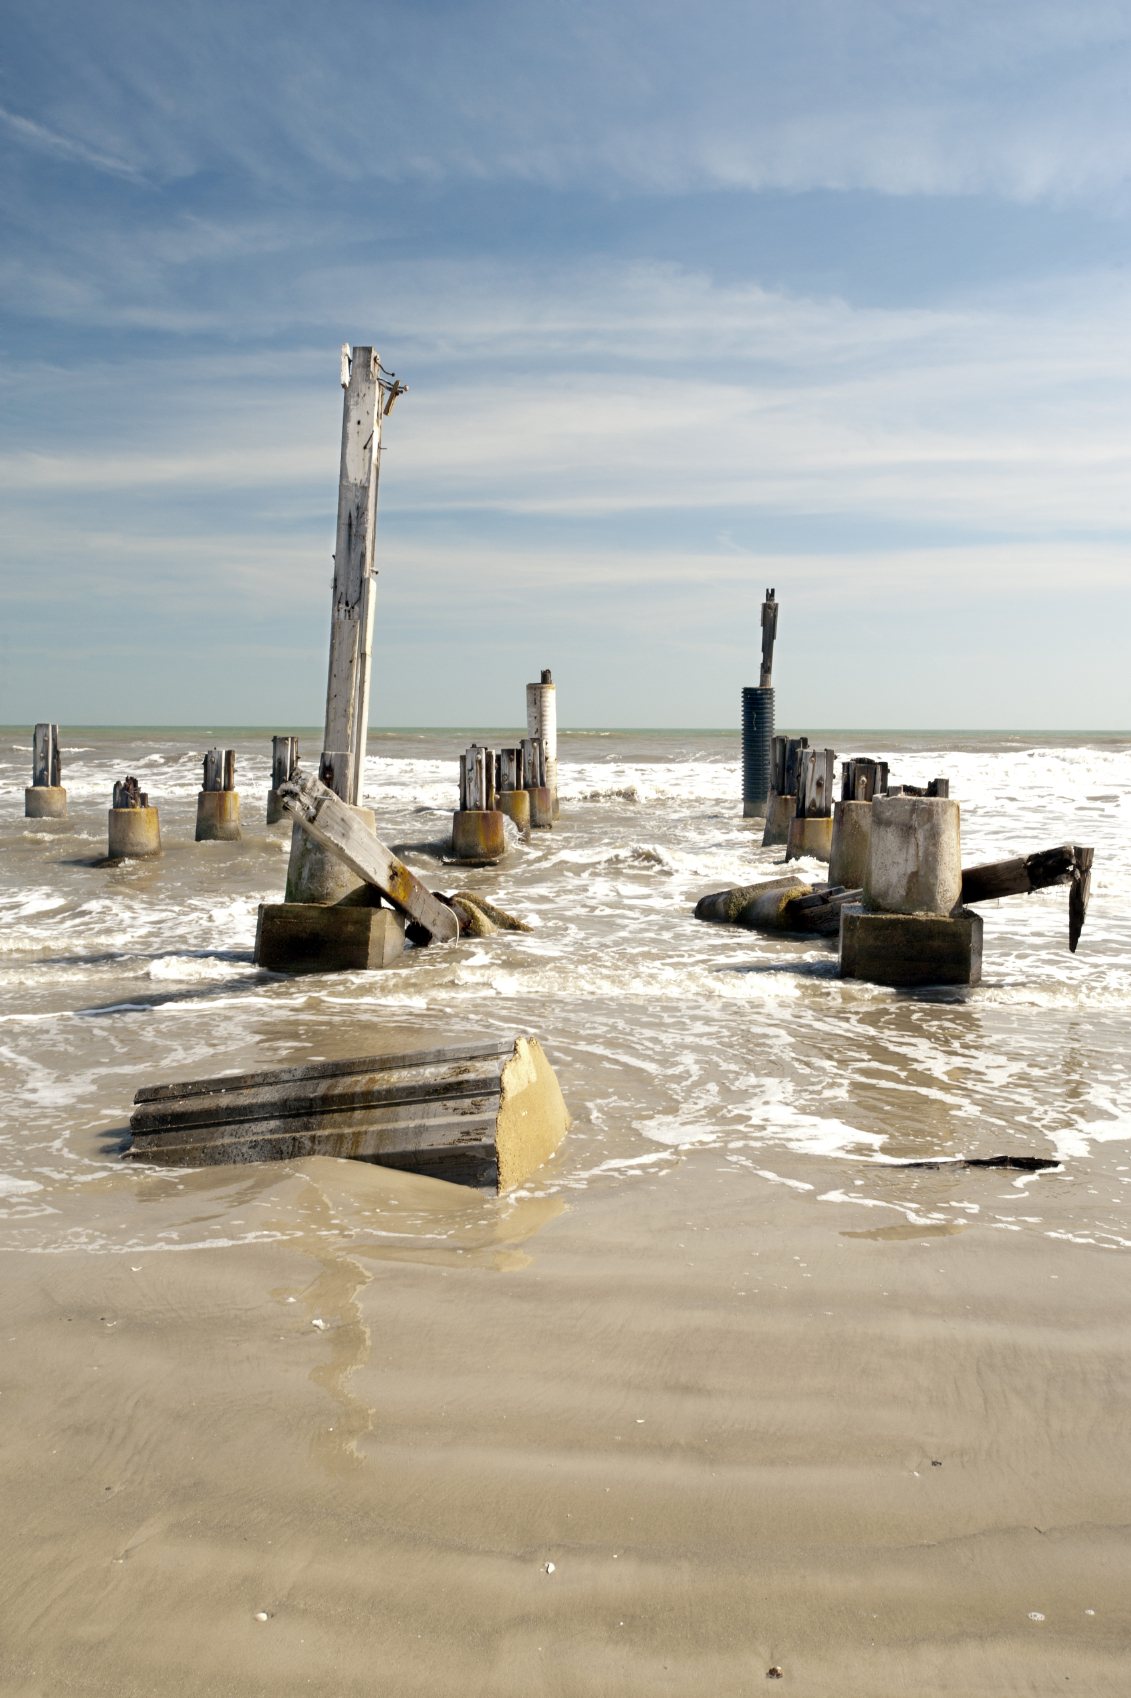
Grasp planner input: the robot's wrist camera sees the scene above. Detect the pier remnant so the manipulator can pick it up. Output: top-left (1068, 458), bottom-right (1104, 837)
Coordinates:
top-left (195, 747), bottom-right (242, 842)
top-left (452, 744), bottom-right (506, 862)
top-left (840, 795), bottom-right (978, 987)
top-left (785, 746), bottom-right (836, 863)
top-left (262, 343), bottom-right (413, 972)
top-left (523, 736), bottom-right (553, 829)
top-left (762, 734), bottom-right (807, 846)
top-left (126, 1035), bottom-right (571, 1191)
top-left (742, 589), bottom-right (778, 819)
top-left (497, 746), bottom-right (532, 836)
top-left (25, 723), bottom-right (67, 818)
top-left (267, 737), bottom-right (298, 824)
top-left (527, 670), bottom-right (559, 819)
top-left (108, 776), bottom-right (161, 858)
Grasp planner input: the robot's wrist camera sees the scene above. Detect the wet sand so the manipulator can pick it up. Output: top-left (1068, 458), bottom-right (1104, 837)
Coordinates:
top-left (3, 1149), bottom-right (1128, 1696)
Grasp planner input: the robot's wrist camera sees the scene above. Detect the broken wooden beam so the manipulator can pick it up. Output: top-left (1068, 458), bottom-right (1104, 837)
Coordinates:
top-left (126, 1036), bottom-right (571, 1191)
top-left (961, 843), bottom-right (1094, 948)
top-left (278, 767), bottom-right (459, 943)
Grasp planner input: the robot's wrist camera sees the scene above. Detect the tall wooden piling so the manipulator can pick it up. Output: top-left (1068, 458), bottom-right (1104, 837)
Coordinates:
top-left (526, 670), bottom-right (558, 819)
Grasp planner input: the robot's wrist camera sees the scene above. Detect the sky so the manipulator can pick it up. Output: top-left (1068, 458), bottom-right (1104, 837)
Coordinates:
top-left (1, 0), bottom-right (1130, 731)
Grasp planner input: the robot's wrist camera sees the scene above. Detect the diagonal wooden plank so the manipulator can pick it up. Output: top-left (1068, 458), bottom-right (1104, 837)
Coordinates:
top-left (278, 768), bottom-right (459, 942)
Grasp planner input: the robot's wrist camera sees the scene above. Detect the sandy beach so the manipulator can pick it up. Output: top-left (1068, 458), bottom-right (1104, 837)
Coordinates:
top-left (3, 1147), bottom-right (1129, 1695)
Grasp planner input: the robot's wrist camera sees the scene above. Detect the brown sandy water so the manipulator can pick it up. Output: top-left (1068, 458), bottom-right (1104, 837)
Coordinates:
top-left (1, 727), bottom-right (1130, 1692)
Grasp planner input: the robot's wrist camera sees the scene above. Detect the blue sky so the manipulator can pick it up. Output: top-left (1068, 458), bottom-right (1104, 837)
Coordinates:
top-left (2, 0), bottom-right (1129, 729)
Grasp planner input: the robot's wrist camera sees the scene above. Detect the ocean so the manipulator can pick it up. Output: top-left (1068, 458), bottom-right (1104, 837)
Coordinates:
top-left (2, 726), bottom-right (1129, 1259)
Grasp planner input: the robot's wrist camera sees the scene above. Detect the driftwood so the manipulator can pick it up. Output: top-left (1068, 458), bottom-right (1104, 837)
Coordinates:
top-left (278, 768), bottom-right (459, 943)
top-left (127, 1037), bottom-right (570, 1190)
top-left (961, 843), bottom-right (1094, 951)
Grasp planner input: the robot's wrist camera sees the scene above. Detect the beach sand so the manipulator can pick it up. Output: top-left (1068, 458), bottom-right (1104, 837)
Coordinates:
top-left (3, 1148), bottom-right (1127, 1696)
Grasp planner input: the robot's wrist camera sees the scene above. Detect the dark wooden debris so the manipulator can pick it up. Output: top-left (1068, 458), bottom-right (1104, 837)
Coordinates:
top-left (960, 843), bottom-right (1093, 951)
top-left (112, 776), bottom-right (148, 809)
top-left (892, 1155), bottom-right (1058, 1172)
top-left (841, 757), bottom-right (889, 802)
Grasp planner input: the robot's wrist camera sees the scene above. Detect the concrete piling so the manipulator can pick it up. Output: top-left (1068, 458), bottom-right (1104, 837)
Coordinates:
top-left (108, 776), bottom-right (160, 858)
top-left (452, 809), bottom-right (507, 862)
top-left (829, 799), bottom-right (872, 890)
top-left (285, 805), bottom-right (381, 905)
top-left (195, 747), bottom-right (242, 842)
top-left (25, 723), bottom-right (67, 819)
top-left (498, 788), bottom-right (531, 835)
top-left (526, 671), bottom-right (558, 819)
top-left (840, 793), bottom-right (978, 987)
top-left (863, 796), bottom-right (962, 917)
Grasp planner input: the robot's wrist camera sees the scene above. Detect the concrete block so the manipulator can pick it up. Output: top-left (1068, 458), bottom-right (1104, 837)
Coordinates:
top-left (195, 790), bottom-right (242, 842)
top-left (108, 807), bottom-right (161, 858)
top-left (865, 795), bottom-right (961, 916)
top-left (255, 903), bottom-right (405, 972)
top-left (527, 786), bottom-right (553, 829)
top-left (452, 809), bottom-right (507, 861)
top-left (285, 806), bottom-right (378, 905)
top-left (839, 903), bottom-right (982, 987)
top-left (785, 815), bottom-right (833, 864)
top-left (498, 789), bottom-right (531, 835)
top-left (761, 793), bottom-right (795, 847)
top-left (829, 799), bottom-right (871, 890)
top-left (266, 789), bottom-right (288, 825)
top-left (25, 786), bottom-right (67, 820)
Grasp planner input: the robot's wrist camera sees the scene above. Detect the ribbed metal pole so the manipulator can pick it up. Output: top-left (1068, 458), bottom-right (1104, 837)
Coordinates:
top-left (742, 686), bottom-right (774, 817)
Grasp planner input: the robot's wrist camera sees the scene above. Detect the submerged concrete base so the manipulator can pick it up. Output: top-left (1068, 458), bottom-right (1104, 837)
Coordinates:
top-left (839, 904), bottom-right (983, 988)
top-left (498, 789), bottom-right (531, 836)
top-left (108, 807), bottom-right (161, 858)
top-left (266, 789), bottom-right (288, 825)
top-left (255, 903), bottom-right (405, 973)
top-left (285, 807), bottom-right (377, 905)
top-left (25, 786), bottom-right (67, 820)
top-left (195, 790), bottom-right (242, 842)
top-left (785, 815), bottom-right (833, 864)
top-left (452, 810), bottom-right (506, 861)
top-left (829, 800), bottom-right (872, 890)
top-left (742, 799), bottom-right (767, 821)
top-left (761, 793), bottom-right (795, 847)
top-left (527, 786), bottom-right (553, 829)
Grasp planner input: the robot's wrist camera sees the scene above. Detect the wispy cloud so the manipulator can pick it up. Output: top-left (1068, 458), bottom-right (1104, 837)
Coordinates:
top-left (0, 103), bottom-right (144, 181)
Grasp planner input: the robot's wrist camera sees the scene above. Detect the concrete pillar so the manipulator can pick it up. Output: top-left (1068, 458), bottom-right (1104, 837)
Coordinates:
top-left (195, 790), bottom-right (242, 842)
top-left (25, 787), bottom-right (67, 819)
top-left (829, 800), bottom-right (872, 890)
top-left (785, 816), bottom-right (833, 863)
top-left (761, 793), bottom-right (795, 848)
top-left (527, 672), bottom-right (558, 818)
top-left (108, 808), bottom-right (161, 858)
top-left (526, 786), bottom-right (553, 830)
top-left (285, 806), bottom-right (378, 905)
top-left (498, 789), bottom-right (531, 836)
top-left (255, 904), bottom-right (404, 972)
top-left (839, 903), bottom-right (982, 987)
top-left (452, 810), bottom-right (507, 862)
top-left (864, 796), bottom-right (961, 916)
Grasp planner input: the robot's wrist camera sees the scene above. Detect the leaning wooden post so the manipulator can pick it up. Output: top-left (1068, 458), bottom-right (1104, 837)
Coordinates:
top-left (25, 723), bottom-right (67, 819)
top-left (323, 344), bottom-right (386, 807)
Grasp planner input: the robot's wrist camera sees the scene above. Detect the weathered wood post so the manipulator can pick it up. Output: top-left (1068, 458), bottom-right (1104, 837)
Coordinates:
top-left (762, 732), bottom-right (807, 847)
top-left (267, 736), bottom-right (298, 824)
top-left (829, 756), bottom-right (889, 888)
top-left (526, 669), bottom-right (559, 819)
top-left (108, 776), bottom-right (161, 858)
top-left (255, 344), bottom-right (410, 972)
top-left (785, 746), bottom-right (837, 863)
top-left (25, 723), bottom-right (67, 818)
top-left (195, 747), bottom-right (242, 841)
top-left (742, 589), bottom-right (778, 819)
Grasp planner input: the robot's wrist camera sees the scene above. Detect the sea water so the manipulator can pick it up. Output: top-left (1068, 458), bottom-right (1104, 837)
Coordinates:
top-left (1, 728), bottom-right (1129, 1259)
